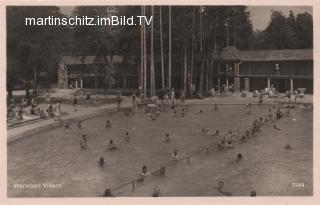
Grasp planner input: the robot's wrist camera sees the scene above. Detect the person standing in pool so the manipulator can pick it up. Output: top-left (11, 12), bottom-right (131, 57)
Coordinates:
top-left (132, 92), bottom-right (136, 112)
top-left (98, 157), bottom-right (105, 167)
top-left (124, 132), bottom-right (130, 142)
top-left (164, 133), bottom-right (170, 142)
top-left (72, 95), bottom-right (78, 112)
top-left (106, 120), bottom-right (112, 130)
top-left (116, 90), bottom-right (121, 111)
top-left (171, 149), bottom-right (180, 161)
top-left (80, 135), bottom-right (87, 150)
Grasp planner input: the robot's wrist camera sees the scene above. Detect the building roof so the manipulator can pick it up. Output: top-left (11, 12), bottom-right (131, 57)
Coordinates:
top-left (220, 47), bottom-right (313, 61)
top-left (61, 55), bottom-right (124, 65)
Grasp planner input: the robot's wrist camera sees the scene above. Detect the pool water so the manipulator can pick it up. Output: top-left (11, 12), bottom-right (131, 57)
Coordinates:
top-left (7, 104), bottom-right (312, 197)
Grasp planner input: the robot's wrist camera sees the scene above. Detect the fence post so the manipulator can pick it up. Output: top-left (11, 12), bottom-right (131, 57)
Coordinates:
top-left (132, 181), bottom-right (135, 191)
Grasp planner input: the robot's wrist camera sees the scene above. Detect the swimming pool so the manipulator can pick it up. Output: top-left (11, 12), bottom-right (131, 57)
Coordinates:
top-left (7, 104), bottom-right (312, 197)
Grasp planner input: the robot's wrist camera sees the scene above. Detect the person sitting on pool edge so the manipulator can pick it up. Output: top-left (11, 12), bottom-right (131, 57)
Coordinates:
top-left (171, 149), bottom-right (180, 161)
top-left (107, 140), bottom-right (117, 150)
top-left (137, 166), bottom-right (151, 182)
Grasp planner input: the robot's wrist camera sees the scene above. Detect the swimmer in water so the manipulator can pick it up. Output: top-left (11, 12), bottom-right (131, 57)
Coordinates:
top-left (64, 122), bottom-right (70, 129)
top-left (98, 157), bottom-right (104, 167)
top-left (171, 149), bottom-right (179, 161)
top-left (213, 104), bottom-right (218, 111)
top-left (105, 120), bottom-right (112, 130)
top-left (226, 140), bottom-right (234, 148)
top-left (102, 189), bottom-right (114, 197)
top-left (245, 129), bottom-right (251, 138)
top-left (240, 135), bottom-right (246, 142)
top-left (250, 190), bottom-right (256, 197)
top-left (284, 144), bottom-right (291, 150)
top-left (273, 124), bottom-right (282, 131)
top-left (151, 114), bottom-right (156, 120)
top-left (152, 186), bottom-right (160, 197)
top-left (217, 180), bottom-right (232, 196)
top-left (201, 128), bottom-right (209, 133)
top-left (173, 111), bottom-right (178, 117)
top-left (80, 134), bottom-right (87, 149)
top-left (137, 165), bottom-right (151, 182)
top-left (181, 108), bottom-right (186, 117)
top-left (80, 140), bottom-right (86, 150)
top-left (107, 140), bottom-right (117, 150)
top-left (164, 133), bottom-right (170, 142)
top-left (77, 121), bottom-right (82, 128)
top-left (124, 132), bottom-right (130, 142)
top-left (218, 140), bottom-right (226, 149)
top-left (212, 130), bottom-right (220, 137)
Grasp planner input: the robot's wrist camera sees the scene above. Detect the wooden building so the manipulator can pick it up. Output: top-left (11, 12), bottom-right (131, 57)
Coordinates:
top-left (218, 47), bottom-right (313, 93)
top-left (57, 47), bottom-right (313, 94)
top-left (57, 55), bottom-right (138, 89)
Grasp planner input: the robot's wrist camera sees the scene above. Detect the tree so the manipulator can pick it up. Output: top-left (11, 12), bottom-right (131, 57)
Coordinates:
top-left (295, 12), bottom-right (313, 48)
top-left (168, 6), bottom-right (172, 89)
top-left (7, 6), bottom-right (68, 95)
top-left (150, 6), bottom-right (156, 96)
top-left (159, 6), bottom-right (165, 89)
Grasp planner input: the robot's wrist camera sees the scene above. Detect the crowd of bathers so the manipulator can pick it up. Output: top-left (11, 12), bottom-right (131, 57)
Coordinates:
top-left (66, 96), bottom-right (294, 197)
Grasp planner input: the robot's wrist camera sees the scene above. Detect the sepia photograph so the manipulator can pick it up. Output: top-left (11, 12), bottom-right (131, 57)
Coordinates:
top-left (5, 2), bottom-right (315, 198)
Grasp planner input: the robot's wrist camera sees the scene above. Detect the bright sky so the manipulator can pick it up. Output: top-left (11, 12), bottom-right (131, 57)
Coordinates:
top-left (59, 6), bottom-right (313, 31)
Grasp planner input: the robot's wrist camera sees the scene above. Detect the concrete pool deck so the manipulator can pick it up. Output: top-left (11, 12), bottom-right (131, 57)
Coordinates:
top-left (7, 93), bottom-right (312, 144)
